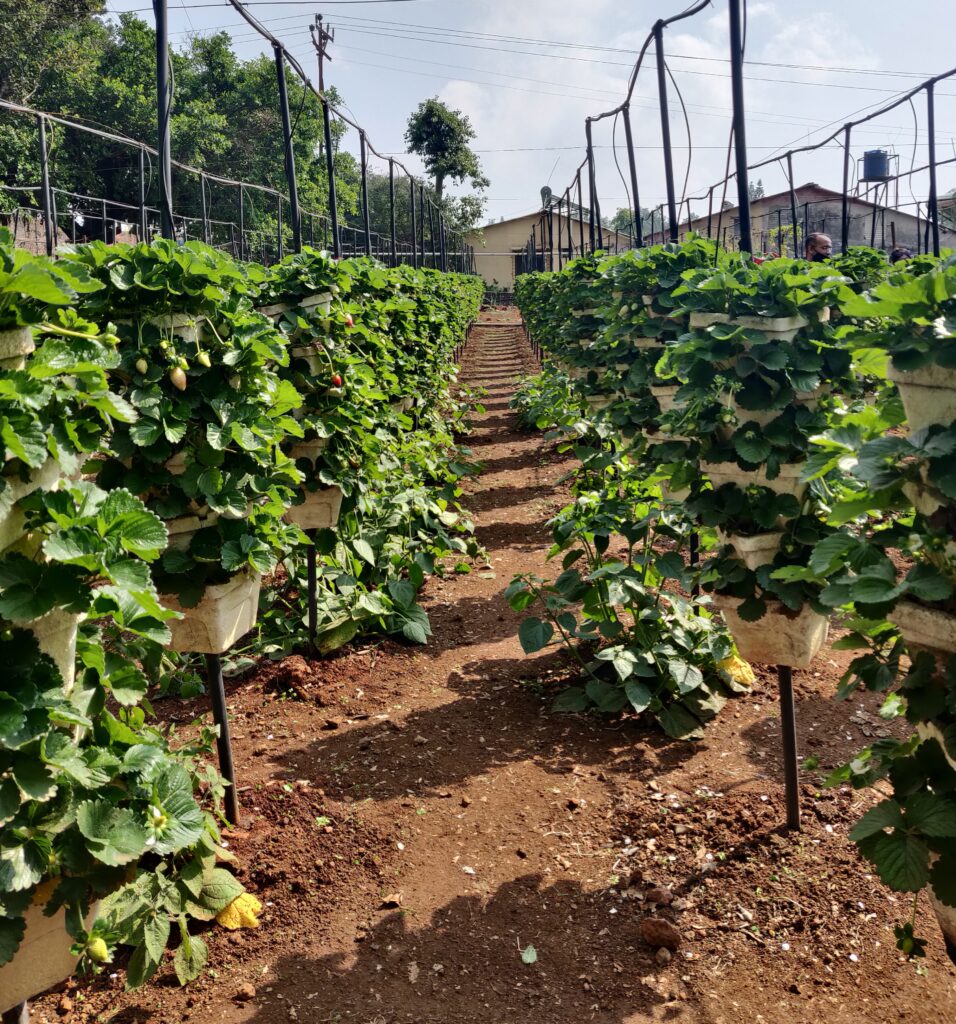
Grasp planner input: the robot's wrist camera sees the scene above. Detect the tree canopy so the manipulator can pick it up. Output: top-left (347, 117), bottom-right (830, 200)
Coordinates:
top-left (404, 98), bottom-right (488, 203)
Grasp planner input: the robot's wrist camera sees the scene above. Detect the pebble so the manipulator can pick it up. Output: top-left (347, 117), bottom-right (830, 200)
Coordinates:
top-left (656, 947), bottom-right (673, 966)
top-left (234, 983), bottom-right (257, 1002)
top-left (646, 886), bottom-right (674, 906)
top-left (640, 917), bottom-right (682, 951)
top-left (57, 996), bottom-right (74, 1015)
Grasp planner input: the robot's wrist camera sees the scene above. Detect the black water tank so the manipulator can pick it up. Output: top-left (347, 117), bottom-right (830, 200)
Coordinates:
top-left (862, 149), bottom-right (891, 182)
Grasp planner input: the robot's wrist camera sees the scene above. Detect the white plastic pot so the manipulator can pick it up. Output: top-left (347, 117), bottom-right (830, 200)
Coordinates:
top-left (571, 307), bottom-right (600, 318)
top-left (716, 529), bottom-right (784, 571)
top-left (0, 325), bottom-right (35, 370)
top-left (116, 313), bottom-right (200, 344)
top-left (659, 480), bottom-right (690, 501)
top-left (284, 484), bottom-right (344, 530)
top-left (650, 384), bottom-right (683, 414)
top-left (614, 362), bottom-right (631, 373)
top-left (902, 467), bottom-right (946, 517)
top-left (585, 394), bottom-right (615, 412)
top-left (0, 882), bottom-right (98, 1015)
top-left (299, 291), bottom-right (334, 314)
top-left (286, 437), bottom-right (329, 463)
top-left (728, 313), bottom-right (808, 341)
top-left (290, 346), bottom-right (324, 375)
top-left (0, 458), bottom-right (62, 554)
top-left (712, 594), bottom-right (829, 669)
top-left (889, 601), bottom-right (956, 658)
top-left (162, 571), bottom-right (262, 655)
top-left (887, 363), bottom-right (956, 433)
top-left (689, 311), bottom-right (730, 329)
top-left (27, 608), bottom-right (82, 691)
top-left (165, 451), bottom-right (188, 475)
top-left (165, 511), bottom-right (221, 552)
top-left (701, 460), bottom-right (808, 502)
top-left (632, 334), bottom-right (665, 349)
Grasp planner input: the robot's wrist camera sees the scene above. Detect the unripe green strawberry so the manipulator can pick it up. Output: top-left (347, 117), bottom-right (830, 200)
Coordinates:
top-left (170, 367), bottom-right (187, 391)
top-left (197, 351), bottom-right (212, 368)
top-left (135, 358), bottom-right (149, 375)
top-left (87, 937), bottom-right (110, 963)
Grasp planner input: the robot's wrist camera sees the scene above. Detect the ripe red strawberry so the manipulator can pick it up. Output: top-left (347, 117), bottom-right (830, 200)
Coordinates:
top-left (345, 314), bottom-right (354, 328)
top-left (331, 374), bottom-right (343, 388)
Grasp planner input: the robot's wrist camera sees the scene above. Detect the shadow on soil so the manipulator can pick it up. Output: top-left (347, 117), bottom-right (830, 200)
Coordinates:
top-left (239, 873), bottom-right (687, 1024)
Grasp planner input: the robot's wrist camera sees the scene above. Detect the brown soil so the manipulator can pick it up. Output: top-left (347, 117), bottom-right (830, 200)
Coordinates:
top-left (32, 309), bottom-right (956, 1024)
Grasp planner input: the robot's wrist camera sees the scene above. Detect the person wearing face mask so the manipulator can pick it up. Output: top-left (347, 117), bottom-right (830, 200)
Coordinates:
top-left (804, 232), bottom-right (833, 261)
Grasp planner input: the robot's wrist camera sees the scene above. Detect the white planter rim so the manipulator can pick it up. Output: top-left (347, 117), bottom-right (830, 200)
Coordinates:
top-left (712, 593), bottom-right (829, 669)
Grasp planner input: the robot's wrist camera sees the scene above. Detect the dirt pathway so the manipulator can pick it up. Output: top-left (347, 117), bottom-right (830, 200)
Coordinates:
top-left (35, 310), bottom-right (956, 1024)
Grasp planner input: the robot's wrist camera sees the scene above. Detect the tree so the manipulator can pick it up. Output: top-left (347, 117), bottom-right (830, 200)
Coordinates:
top-left (404, 98), bottom-right (488, 202)
top-left (749, 178), bottom-right (765, 201)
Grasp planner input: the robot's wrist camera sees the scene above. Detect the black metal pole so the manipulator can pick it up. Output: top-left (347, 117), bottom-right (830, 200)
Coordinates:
top-left (37, 116), bottom-right (54, 257)
top-left (409, 178), bottom-right (418, 268)
top-left (388, 158), bottom-right (397, 267)
top-left (576, 170), bottom-right (585, 255)
top-left (200, 175), bottom-right (210, 245)
top-left (153, 0), bottom-right (174, 239)
top-left (419, 184), bottom-right (426, 267)
top-left (728, 0), bottom-right (751, 252)
top-left (360, 131), bottom-right (372, 257)
top-left (777, 665), bottom-right (801, 830)
top-left (546, 205), bottom-right (554, 270)
top-left (138, 147), bottom-right (147, 240)
top-left (275, 45), bottom-right (302, 253)
top-left (276, 194), bottom-right (283, 260)
top-left (706, 186), bottom-right (714, 239)
top-left (239, 185), bottom-right (246, 260)
top-left (654, 21), bottom-right (679, 242)
top-left (927, 83), bottom-right (940, 257)
top-left (439, 213), bottom-right (447, 271)
top-left (556, 194), bottom-right (563, 268)
top-left (322, 97), bottom-right (340, 258)
top-left (585, 120), bottom-right (596, 252)
top-left (426, 195), bottom-right (436, 269)
top-left (622, 103), bottom-right (643, 247)
top-left (786, 153), bottom-right (799, 257)
top-left (206, 654), bottom-right (240, 826)
top-left (841, 125), bottom-right (851, 253)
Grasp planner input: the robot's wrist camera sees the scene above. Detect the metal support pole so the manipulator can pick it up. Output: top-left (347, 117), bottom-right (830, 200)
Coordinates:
top-left (706, 186), bottom-right (714, 239)
top-left (439, 214), bottom-right (447, 272)
top-left (37, 116), bottom-right (54, 256)
top-left (927, 83), bottom-right (940, 257)
top-left (728, 0), bottom-right (751, 252)
top-left (426, 196), bottom-right (436, 269)
top-left (153, 0), bottom-right (174, 238)
top-left (360, 131), bottom-right (372, 257)
top-left (576, 170), bottom-right (585, 255)
top-left (206, 654), bottom-right (240, 826)
top-left (276, 194), bottom-right (283, 260)
top-left (239, 185), bottom-right (246, 260)
top-left (585, 119), bottom-right (596, 252)
top-left (556, 194), bottom-right (563, 269)
top-left (786, 153), bottom-right (799, 257)
top-left (200, 175), bottom-right (210, 245)
top-left (546, 205), bottom-right (554, 271)
top-left (622, 103), bottom-right (643, 247)
top-left (409, 178), bottom-right (418, 268)
top-left (840, 125), bottom-right (852, 253)
top-left (322, 98), bottom-right (340, 258)
top-left (654, 21), bottom-right (679, 242)
top-left (777, 665), bottom-right (801, 831)
top-left (419, 184), bottom-right (426, 267)
top-left (139, 147), bottom-right (147, 240)
top-left (388, 158), bottom-right (397, 266)
top-left (275, 45), bottom-right (301, 253)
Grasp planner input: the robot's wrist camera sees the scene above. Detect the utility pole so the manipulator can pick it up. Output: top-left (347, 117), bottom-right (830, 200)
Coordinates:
top-left (310, 14), bottom-right (334, 91)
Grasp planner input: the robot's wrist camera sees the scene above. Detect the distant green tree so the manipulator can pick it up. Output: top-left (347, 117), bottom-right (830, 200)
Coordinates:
top-left (748, 178), bottom-right (765, 201)
top-left (404, 97), bottom-right (489, 203)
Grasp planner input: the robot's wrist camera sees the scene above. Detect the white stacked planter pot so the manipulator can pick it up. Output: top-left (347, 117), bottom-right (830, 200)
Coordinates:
top-left (646, 385), bottom-right (689, 443)
top-left (116, 313), bottom-right (200, 344)
top-left (887, 363), bottom-right (956, 433)
top-left (0, 459), bottom-right (62, 553)
top-left (0, 325), bottom-right (36, 371)
top-left (716, 528), bottom-right (784, 571)
top-left (701, 460), bottom-right (809, 502)
top-left (711, 593), bottom-right (829, 669)
top-left (291, 346), bottom-right (325, 375)
top-left (258, 291), bottom-right (334, 321)
top-left (0, 881), bottom-right (99, 1016)
top-left (284, 485), bottom-right (344, 531)
top-left (162, 570), bottom-right (263, 655)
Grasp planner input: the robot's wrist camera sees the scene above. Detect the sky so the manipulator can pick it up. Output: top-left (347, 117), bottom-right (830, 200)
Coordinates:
top-left (104, 0), bottom-right (956, 228)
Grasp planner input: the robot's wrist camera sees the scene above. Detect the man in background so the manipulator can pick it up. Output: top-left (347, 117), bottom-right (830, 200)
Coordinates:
top-left (804, 232), bottom-right (833, 261)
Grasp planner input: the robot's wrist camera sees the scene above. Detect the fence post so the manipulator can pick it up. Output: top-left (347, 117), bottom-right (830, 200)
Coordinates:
top-left (139, 147), bottom-right (148, 240)
top-left (926, 82), bottom-right (940, 257)
top-left (37, 116), bottom-right (54, 256)
top-left (239, 185), bottom-right (246, 260)
top-left (585, 119), bottom-right (597, 251)
top-left (274, 44), bottom-right (302, 253)
top-left (426, 195), bottom-right (436, 269)
top-left (728, 0), bottom-right (752, 253)
top-left (621, 104), bottom-right (643, 247)
top-left (654, 20), bottom-right (679, 242)
top-left (360, 131), bottom-right (372, 257)
top-left (200, 174), bottom-right (210, 245)
top-left (153, 0), bottom-right (174, 238)
top-left (388, 158), bottom-right (397, 267)
top-left (322, 97), bottom-right (340, 258)
top-left (418, 184), bottom-right (426, 267)
top-left (786, 153), bottom-right (799, 257)
top-left (840, 125), bottom-right (852, 252)
top-left (409, 178), bottom-right (418, 269)
top-left (276, 194), bottom-right (283, 259)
